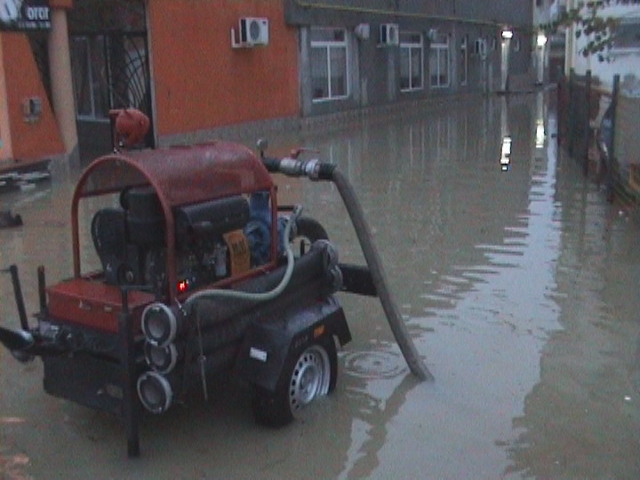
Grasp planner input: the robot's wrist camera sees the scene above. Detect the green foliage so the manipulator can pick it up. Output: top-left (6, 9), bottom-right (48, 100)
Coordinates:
top-left (540, 0), bottom-right (639, 61)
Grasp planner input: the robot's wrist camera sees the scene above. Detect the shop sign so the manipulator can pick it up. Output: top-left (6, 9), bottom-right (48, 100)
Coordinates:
top-left (1, 0), bottom-right (51, 31)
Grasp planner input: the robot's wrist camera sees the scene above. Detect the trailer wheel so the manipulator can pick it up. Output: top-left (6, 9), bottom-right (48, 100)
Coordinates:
top-left (253, 334), bottom-right (337, 427)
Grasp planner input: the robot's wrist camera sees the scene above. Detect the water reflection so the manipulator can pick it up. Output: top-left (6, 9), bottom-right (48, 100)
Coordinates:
top-left (2, 91), bottom-right (639, 478)
top-left (505, 121), bottom-right (640, 477)
top-left (291, 92), bottom-right (562, 478)
top-left (295, 92), bottom-right (638, 478)
top-left (338, 343), bottom-right (416, 479)
top-left (500, 136), bottom-right (512, 171)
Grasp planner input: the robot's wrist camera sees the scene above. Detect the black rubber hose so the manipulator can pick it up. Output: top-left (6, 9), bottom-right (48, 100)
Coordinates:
top-left (260, 155), bottom-right (433, 381)
top-left (330, 169), bottom-right (434, 381)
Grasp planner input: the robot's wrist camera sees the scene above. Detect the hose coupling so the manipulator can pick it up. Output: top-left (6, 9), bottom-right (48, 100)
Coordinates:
top-left (277, 158), bottom-right (336, 181)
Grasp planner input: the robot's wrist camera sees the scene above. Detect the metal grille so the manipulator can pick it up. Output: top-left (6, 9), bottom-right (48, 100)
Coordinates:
top-left (107, 33), bottom-right (150, 113)
top-left (68, 0), bottom-right (153, 150)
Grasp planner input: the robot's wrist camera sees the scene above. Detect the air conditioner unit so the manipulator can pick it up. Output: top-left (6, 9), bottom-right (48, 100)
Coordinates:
top-left (379, 23), bottom-right (399, 46)
top-left (239, 17), bottom-right (269, 46)
top-left (354, 23), bottom-right (370, 40)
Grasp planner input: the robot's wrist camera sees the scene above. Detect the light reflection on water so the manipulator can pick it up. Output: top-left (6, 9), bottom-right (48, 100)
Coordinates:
top-left (293, 92), bottom-right (639, 479)
top-left (1, 92), bottom-right (639, 479)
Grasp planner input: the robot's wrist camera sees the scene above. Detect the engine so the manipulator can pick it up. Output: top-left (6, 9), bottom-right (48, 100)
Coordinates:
top-left (91, 186), bottom-right (284, 295)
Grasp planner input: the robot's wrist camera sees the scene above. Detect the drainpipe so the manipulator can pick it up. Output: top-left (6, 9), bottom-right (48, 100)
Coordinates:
top-left (48, 2), bottom-right (79, 165)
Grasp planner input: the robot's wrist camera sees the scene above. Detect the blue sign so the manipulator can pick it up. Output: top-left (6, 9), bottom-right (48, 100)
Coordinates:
top-left (1, 0), bottom-right (51, 31)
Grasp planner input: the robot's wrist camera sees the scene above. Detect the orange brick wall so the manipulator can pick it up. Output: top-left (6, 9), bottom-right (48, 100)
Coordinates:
top-left (0, 32), bottom-right (63, 162)
top-left (49, 0), bottom-right (74, 7)
top-left (148, 0), bottom-right (299, 137)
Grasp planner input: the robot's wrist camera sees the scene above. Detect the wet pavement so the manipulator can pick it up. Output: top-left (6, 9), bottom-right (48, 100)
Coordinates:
top-left (1, 90), bottom-right (640, 479)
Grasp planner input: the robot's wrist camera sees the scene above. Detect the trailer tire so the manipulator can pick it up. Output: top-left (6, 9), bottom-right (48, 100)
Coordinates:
top-left (253, 334), bottom-right (337, 428)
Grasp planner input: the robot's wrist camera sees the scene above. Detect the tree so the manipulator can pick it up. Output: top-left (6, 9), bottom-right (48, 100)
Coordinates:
top-left (541, 0), bottom-right (640, 61)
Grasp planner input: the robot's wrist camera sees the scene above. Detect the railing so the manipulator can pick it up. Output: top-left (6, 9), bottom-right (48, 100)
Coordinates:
top-left (557, 69), bottom-right (640, 204)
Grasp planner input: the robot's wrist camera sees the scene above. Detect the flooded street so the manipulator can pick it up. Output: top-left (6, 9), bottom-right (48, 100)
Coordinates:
top-left (2, 91), bottom-right (640, 479)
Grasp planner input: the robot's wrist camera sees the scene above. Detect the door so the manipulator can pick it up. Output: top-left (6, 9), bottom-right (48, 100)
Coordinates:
top-left (68, 0), bottom-right (153, 161)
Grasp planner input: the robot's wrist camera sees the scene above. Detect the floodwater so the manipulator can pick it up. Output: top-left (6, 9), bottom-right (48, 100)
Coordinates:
top-left (2, 91), bottom-right (640, 479)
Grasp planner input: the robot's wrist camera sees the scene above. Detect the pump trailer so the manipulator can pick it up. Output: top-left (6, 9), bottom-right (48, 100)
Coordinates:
top-left (0, 115), bottom-right (430, 456)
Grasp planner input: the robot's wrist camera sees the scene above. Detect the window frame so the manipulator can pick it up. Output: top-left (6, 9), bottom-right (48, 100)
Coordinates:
top-left (611, 18), bottom-right (640, 54)
top-left (310, 27), bottom-right (350, 103)
top-left (71, 35), bottom-right (111, 121)
top-left (399, 32), bottom-right (424, 93)
top-left (460, 35), bottom-right (468, 86)
top-left (429, 33), bottom-right (451, 89)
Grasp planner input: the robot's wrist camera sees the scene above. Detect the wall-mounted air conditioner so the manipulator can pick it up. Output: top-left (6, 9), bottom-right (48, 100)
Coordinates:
top-left (354, 23), bottom-right (370, 40)
top-left (379, 23), bottom-right (399, 47)
top-left (232, 17), bottom-right (269, 48)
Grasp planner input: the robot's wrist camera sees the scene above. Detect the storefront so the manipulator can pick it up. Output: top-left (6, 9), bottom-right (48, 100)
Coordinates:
top-left (0, 0), bottom-right (66, 170)
top-left (0, 0), bottom-right (533, 169)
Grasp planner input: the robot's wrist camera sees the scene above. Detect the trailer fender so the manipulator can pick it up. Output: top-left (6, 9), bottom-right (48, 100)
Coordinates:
top-left (235, 295), bottom-right (351, 392)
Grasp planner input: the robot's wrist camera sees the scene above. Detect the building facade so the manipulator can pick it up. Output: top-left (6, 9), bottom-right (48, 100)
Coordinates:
top-left (286, 0), bottom-right (533, 117)
top-left (564, 0), bottom-right (640, 90)
top-left (532, 0), bottom-right (561, 85)
top-left (0, 0), bottom-right (534, 168)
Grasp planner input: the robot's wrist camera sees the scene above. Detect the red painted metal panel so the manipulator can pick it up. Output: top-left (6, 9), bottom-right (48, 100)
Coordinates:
top-left (70, 141), bottom-right (277, 301)
top-left (47, 278), bottom-right (154, 333)
top-left (75, 141), bottom-right (273, 205)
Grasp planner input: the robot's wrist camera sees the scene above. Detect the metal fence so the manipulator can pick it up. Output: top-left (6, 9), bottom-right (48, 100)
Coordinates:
top-left (558, 70), bottom-right (640, 204)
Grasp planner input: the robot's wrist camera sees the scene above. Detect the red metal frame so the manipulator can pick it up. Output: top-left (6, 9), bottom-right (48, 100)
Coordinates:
top-left (70, 141), bottom-right (277, 301)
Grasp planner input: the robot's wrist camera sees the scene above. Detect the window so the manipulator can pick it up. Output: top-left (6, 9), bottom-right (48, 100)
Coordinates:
top-left (310, 28), bottom-right (349, 102)
top-left (400, 32), bottom-right (424, 92)
top-left (611, 19), bottom-right (640, 52)
top-left (460, 35), bottom-right (468, 86)
top-left (71, 36), bottom-right (109, 120)
top-left (430, 33), bottom-right (450, 88)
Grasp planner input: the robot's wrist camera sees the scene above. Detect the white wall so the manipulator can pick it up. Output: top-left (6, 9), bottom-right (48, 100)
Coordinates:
top-left (566, 2), bottom-right (640, 89)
